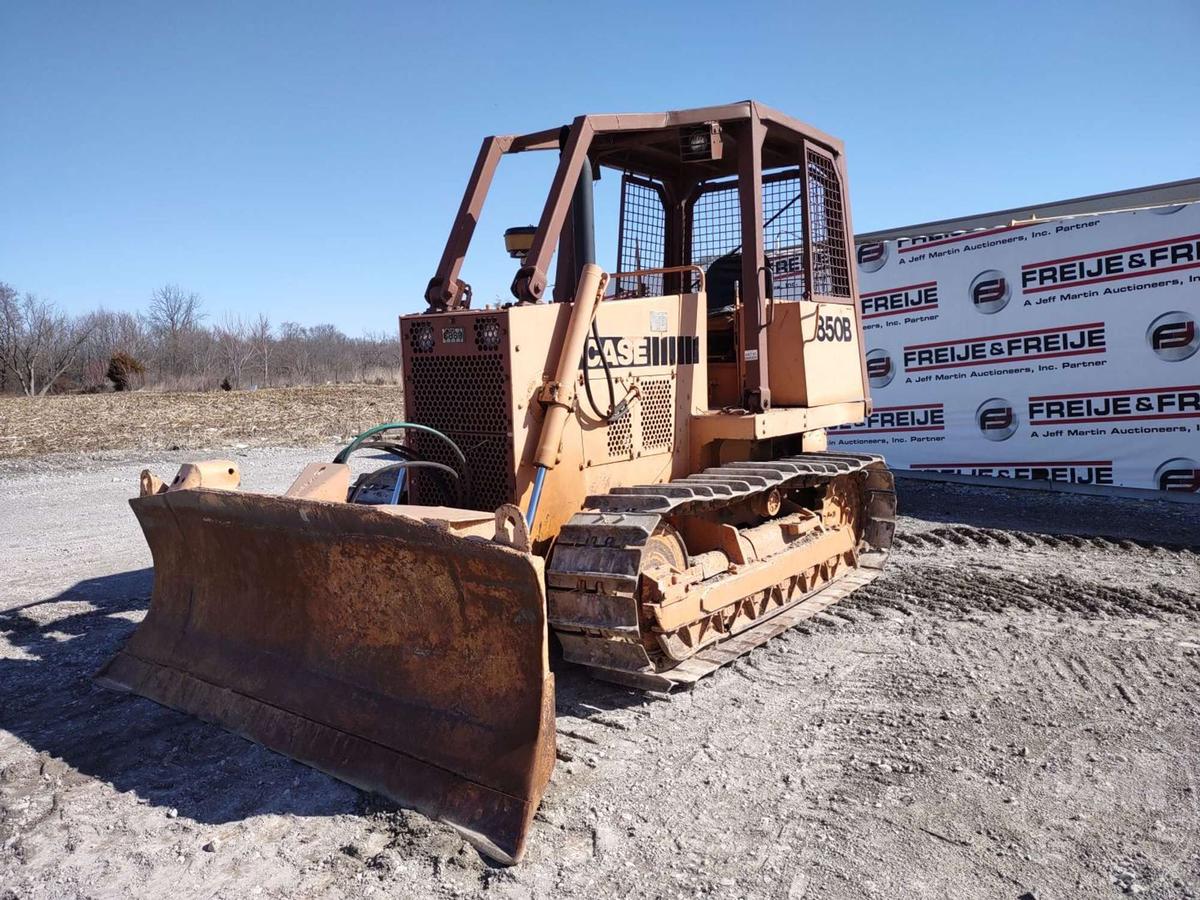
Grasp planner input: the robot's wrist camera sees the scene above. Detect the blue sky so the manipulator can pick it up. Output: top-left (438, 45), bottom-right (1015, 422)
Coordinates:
top-left (2, 0), bottom-right (1197, 333)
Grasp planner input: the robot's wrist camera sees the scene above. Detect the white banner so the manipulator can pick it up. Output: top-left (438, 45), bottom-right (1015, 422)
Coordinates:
top-left (833, 202), bottom-right (1200, 495)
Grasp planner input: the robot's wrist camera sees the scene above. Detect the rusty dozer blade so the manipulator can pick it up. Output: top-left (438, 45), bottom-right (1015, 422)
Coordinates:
top-left (97, 488), bottom-right (555, 864)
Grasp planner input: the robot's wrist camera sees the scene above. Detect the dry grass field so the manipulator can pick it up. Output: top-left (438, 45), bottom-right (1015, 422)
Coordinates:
top-left (0, 385), bottom-right (402, 459)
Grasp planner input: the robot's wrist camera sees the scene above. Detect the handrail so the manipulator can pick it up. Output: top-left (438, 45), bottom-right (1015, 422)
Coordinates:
top-left (607, 265), bottom-right (706, 296)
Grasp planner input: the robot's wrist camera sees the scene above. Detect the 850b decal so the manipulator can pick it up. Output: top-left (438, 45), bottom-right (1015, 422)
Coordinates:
top-left (815, 314), bottom-right (854, 342)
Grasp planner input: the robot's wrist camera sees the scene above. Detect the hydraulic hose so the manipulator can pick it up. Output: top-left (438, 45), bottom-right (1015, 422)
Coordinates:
top-left (525, 466), bottom-right (547, 528)
top-left (334, 422), bottom-right (466, 471)
top-left (347, 460), bottom-right (462, 506)
top-left (336, 421), bottom-right (471, 507)
top-left (582, 317), bottom-right (618, 422)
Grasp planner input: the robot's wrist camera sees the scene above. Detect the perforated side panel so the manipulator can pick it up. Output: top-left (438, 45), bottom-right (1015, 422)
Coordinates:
top-left (616, 175), bottom-right (667, 298)
top-left (640, 377), bottom-right (674, 451)
top-left (607, 406), bottom-right (632, 459)
top-left (408, 354), bottom-right (513, 510)
top-left (806, 151), bottom-right (851, 297)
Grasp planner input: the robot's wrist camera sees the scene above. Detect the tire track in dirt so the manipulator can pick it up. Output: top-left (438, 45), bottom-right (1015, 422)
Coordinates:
top-left (893, 524), bottom-right (1200, 557)
top-left (755, 631), bottom-right (1001, 895)
top-left (846, 563), bottom-right (1200, 622)
top-left (730, 580), bottom-right (1200, 897)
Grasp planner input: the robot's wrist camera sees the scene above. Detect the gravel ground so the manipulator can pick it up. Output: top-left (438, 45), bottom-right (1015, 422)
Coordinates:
top-left (1, 448), bottom-right (1199, 899)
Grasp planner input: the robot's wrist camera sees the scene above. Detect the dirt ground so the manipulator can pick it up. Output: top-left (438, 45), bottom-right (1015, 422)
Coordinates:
top-left (0, 385), bottom-right (399, 459)
top-left (2, 446), bottom-right (1199, 899)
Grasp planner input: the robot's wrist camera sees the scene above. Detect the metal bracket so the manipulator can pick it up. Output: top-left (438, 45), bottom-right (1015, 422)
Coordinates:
top-left (493, 504), bottom-right (532, 553)
top-left (425, 278), bottom-right (473, 312)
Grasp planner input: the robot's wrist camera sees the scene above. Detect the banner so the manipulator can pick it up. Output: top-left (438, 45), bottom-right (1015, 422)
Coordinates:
top-left (833, 202), bottom-right (1200, 495)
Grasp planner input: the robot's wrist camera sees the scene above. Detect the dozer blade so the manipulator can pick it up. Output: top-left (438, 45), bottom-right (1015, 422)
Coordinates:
top-left (97, 489), bottom-right (555, 865)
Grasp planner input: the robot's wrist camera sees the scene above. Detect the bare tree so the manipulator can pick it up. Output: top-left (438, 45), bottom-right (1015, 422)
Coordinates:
top-left (187, 326), bottom-right (220, 389)
top-left (80, 308), bottom-right (151, 389)
top-left (308, 324), bottom-right (351, 382)
top-left (384, 326), bottom-right (403, 372)
top-left (250, 313), bottom-right (272, 387)
top-left (0, 288), bottom-right (98, 396)
top-left (355, 330), bottom-right (397, 381)
top-left (276, 321), bottom-right (311, 384)
top-left (146, 284), bottom-right (204, 380)
top-left (0, 280), bottom-right (401, 394)
top-left (0, 282), bottom-right (15, 393)
top-left (215, 314), bottom-right (257, 389)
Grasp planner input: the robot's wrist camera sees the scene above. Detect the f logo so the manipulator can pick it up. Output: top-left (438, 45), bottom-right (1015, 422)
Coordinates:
top-left (1147, 311), bottom-right (1199, 361)
top-left (866, 349), bottom-right (895, 388)
top-left (969, 270), bottom-right (1011, 314)
top-left (1154, 458), bottom-right (1200, 492)
top-left (976, 397), bottom-right (1018, 441)
top-left (856, 242), bottom-right (888, 273)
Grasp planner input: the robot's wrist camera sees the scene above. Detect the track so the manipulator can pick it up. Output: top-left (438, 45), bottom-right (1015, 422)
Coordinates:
top-left (546, 452), bottom-right (896, 690)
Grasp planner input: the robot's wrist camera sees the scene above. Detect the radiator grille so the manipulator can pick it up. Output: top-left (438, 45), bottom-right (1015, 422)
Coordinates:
top-left (409, 355), bottom-right (508, 433)
top-left (408, 353), bottom-right (513, 510)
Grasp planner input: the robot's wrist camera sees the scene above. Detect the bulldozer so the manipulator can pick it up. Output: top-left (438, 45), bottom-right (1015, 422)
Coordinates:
top-left (98, 101), bottom-right (895, 864)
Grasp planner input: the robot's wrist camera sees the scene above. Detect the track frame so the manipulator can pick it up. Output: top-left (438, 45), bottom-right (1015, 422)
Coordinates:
top-left (547, 452), bottom-right (896, 691)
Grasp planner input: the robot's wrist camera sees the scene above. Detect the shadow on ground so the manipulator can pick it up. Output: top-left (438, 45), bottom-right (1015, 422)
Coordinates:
top-left (0, 570), bottom-right (364, 823)
top-left (0, 569), bottom-right (644, 831)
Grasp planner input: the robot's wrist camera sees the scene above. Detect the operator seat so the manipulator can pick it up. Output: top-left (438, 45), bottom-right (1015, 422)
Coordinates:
top-left (704, 251), bottom-right (775, 370)
top-left (704, 251), bottom-right (773, 313)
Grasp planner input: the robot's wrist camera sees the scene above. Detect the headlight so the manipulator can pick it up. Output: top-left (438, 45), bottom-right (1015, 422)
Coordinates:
top-left (474, 317), bottom-right (502, 351)
top-left (410, 322), bottom-right (435, 353)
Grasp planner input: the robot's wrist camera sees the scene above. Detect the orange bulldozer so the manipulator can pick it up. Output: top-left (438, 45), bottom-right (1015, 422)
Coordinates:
top-left (99, 101), bottom-right (895, 864)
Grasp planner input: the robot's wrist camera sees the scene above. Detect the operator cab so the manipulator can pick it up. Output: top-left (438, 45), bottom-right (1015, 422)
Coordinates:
top-left (423, 101), bottom-right (864, 416)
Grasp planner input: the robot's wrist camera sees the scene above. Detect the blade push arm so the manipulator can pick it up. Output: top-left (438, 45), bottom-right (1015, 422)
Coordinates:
top-left (526, 262), bottom-right (607, 526)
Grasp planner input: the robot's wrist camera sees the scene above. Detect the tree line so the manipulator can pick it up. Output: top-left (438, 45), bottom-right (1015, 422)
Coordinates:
top-left (0, 282), bottom-right (401, 396)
